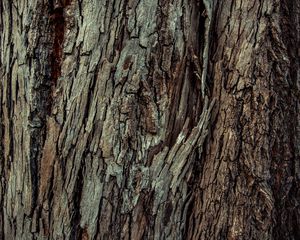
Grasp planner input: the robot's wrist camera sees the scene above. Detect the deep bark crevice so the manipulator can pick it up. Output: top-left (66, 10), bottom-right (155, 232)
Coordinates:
top-left (70, 162), bottom-right (85, 239)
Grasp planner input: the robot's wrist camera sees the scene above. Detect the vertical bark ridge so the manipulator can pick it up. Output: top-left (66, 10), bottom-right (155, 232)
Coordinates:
top-left (188, 0), bottom-right (300, 239)
top-left (271, 0), bottom-right (300, 238)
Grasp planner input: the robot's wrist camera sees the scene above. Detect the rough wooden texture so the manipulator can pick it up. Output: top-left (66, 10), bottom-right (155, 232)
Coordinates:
top-left (188, 1), bottom-right (300, 239)
top-left (0, 0), bottom-right (299, 239)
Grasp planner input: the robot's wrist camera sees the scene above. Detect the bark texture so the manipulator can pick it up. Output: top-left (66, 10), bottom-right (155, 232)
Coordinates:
top-left (0, 0), bottom-right (299, 239)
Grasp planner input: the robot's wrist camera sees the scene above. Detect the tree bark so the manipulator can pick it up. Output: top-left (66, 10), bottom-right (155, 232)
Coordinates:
top-left (0, 0), bottom-right (299, 239)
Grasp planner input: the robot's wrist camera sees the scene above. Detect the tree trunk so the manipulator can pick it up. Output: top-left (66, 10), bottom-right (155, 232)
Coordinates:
top-left (0, 0), bottom-right (299, 239)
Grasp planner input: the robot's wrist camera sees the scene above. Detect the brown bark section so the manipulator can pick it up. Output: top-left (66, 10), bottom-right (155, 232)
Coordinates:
top-left (188, 0), bottom-right (300, 239)
top-left (0, 0), bottom-right (299, 239)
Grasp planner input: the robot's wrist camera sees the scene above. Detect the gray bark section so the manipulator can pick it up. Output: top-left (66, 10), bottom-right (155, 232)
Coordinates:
top-left (0, 0), bottom-right (299, 239)
top-left (1, 0), bottom-right (211, 239)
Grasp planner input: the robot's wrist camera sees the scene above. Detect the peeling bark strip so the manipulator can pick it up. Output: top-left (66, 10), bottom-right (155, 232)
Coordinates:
top-left (0, 0), bottom-right (299, 240)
